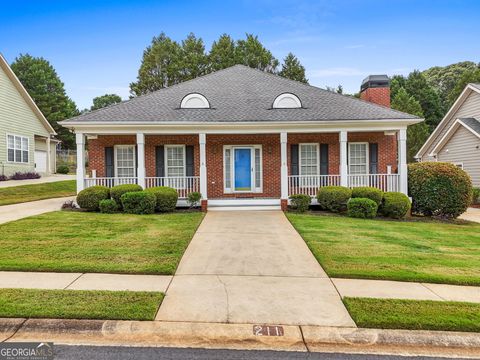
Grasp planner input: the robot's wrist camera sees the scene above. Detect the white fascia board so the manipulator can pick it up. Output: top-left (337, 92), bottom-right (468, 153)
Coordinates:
top-left (429, 118), bottom-right (480, 156)
top-left (416, 84), bottom-right (480, 158)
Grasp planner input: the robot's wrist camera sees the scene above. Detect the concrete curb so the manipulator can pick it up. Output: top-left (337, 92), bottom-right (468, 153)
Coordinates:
top-left (2, 318), bottom-right (480, 357)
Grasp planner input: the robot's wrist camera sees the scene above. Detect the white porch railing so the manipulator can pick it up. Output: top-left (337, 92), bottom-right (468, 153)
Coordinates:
top-left (145, 176), bottom-right (200, 199)
top-left (288, 175), bottom-right (341, 196)
top-left (84, 177), bottom-right (138, 188)
top-left (348, 174), bottom-right (400, 192)
top-left (287, 174), bottom-right (400, 196)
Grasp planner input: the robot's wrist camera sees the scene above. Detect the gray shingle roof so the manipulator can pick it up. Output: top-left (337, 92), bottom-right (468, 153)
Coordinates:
top-left (63, 65), bottom-right (419, 123)
top-left (458, 117), bottom-right (480, 136)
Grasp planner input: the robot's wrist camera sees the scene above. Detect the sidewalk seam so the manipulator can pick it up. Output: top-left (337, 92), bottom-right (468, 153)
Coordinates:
top-left (298, 325), bottom-right (310, 352)
top-left (63, 273), bottom-right (85, 290)
top-left (216, 275), bottom-right (231, 323)
top-left (420, 283), bottom-right (448, 301)
top-left (1, 318), bottom-right (27, 343)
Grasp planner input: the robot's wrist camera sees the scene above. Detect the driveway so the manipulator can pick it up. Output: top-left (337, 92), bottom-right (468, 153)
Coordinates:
top-left (0, 196), bottom-right (74, 224)
top-left (460, 207), bottom-right (480, 223)
top-left (156, 211), bottom-right (355, 327)
top-left (0, 174), bottom-right (75, 188)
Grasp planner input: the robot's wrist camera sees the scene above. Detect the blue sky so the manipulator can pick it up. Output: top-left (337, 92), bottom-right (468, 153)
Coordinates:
top-left (1, 0), bottom-right (479, 109)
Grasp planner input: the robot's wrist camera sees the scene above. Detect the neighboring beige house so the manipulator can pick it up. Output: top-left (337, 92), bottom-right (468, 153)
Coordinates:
top-left (0, 53), bottom-right (57, 176)
top-left (416, 83), bottom-right (480, 186)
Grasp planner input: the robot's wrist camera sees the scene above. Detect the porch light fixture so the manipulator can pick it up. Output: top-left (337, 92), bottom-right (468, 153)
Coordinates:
top-left (272, 93), bottom-right (302, 109)
top-left (180, 93), bottom-right (210, 109)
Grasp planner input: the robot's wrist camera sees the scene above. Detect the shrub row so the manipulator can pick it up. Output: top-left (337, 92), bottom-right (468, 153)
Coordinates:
top-left (0, 172), bottom-right (41, 181)
top-left (76, 184), bottom-right (182, 214)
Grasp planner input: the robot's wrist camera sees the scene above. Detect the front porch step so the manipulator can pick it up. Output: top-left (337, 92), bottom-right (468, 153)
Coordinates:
top-left (208, 205), bottom-right (281, 211)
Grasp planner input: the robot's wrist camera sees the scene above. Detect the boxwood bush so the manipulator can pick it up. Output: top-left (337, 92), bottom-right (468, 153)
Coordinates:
top-left (56, 164), bottom-right (70, 174)
top-left (99, 199), bottom-right (118, 214)
top-left (408, 162), bottom-right (472, 218)
top-left (77, 186), bottom-right (110, 211)
top-left (472, 188), bottom-right (480, 205)
top-left (187, 191), bottom-right (202, 208)
top-left (317, 186), bottom-right (352, 212)
top-left (145, 186), bottom-right (178, 212)
top-left (379, 192), bottom-right (411, 219)
top-left (289, 194), bottom-right (311, 213)
top-left (351, 186), bottom-right (383, 206)
top-left (120, 191), bottom-right (156, 215)
top-left (347, 198), bottom-right (378, 219)
top-left (110, 184), bottom-right (143, 209)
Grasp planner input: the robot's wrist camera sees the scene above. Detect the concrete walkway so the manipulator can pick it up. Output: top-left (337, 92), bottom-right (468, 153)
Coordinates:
top-left (0, 174), bottom-right (75, 188)
top-left (460, 207), bottom-right (480, 223)
top-left (0, 196), bottom-right (74, 224)
top-left (156, 211), bottom-right (355, 327)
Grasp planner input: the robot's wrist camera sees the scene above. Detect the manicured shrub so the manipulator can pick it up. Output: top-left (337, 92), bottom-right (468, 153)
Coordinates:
top-left (289, 194), bottom-right (311, 212)
top-left (380, 192), bottom-right (411, 219)
top-left (56, 164), bottom-right (70, 174)
top-left (187, 191), bottom-right (202, 208)
top-left (99, 199), bottom-right (118, 214)
top-left (347, 198), bottom-right (378, 219)
top-left (472, 188), bottom-right (480, 205)
top-left (10, 171), bottom-right (41, 180)
top-left (0, 175), bottom-right (7, 181)
top-left (317, 186), bottom-right (352, 212)
top-left (408, 162), bottom-right (472, 218)
top-left (110, 184), bottom-right (143, 209)
top-left (351, 186), bottom-right (383, 206)
top-left (121, 191), bottom-right (156, 215)
top-left (77, 186), bottom-right (110, 211)
top-left (145, 186), bottom-right (178, 212)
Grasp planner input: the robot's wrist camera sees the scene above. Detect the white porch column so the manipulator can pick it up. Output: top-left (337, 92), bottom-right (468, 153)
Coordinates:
top-left (46, 137), bottom-right (51, 175)
top-left (280, 132), bottom-right (288, 199)
top-left (339, 131), bottom-right (348, 187)
top-left (199, 133), bottom-right (207, 199)
top-left (398, 129), bottom-right (408, 195)
top-left (75, 133), bottom-right (85, 193)
top-left (136, 133), bottom-right (146, 189)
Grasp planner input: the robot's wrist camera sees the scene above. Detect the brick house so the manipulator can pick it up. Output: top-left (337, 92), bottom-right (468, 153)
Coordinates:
top-left (60, 65), bottom-right (421, 210)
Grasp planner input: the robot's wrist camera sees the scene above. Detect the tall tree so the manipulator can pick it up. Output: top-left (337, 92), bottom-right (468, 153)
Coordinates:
top-left (91, 94), bottom-right (122, 111)
top-left (279, 53), bottom-right (308, 84)
top-left (391, 87), bottom-right (428, 162)
top-left (404, 70), bottom-right (444, 130)
top-left (180, 33), bottom-right (208, 81)
top-left (235, 34), bottom-right (279, 73)
top-left (448, 67), bottom-right (480, 105)
top-left (208, 34), bottom-right (237, 72)
top-left (389, 74), bottom-right (407, 100)
top-left (129, 32), bottom-right (182, 96)
top-left (10, 54), bottom-right (79, 148)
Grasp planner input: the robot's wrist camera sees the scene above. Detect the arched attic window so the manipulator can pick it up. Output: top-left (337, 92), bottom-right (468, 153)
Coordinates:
top-left (272, 93), bottom-right (302, 109)
top-left (180, 93), bottom-right (210, 109)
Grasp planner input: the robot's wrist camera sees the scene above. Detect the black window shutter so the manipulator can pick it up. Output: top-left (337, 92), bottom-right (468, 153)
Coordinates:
top-left (369, 143), bottom-right (378, 174)
top-left (320, 144), bottom-right (329, 175)
top-left (291, 144), bottom-right (299, 175)
top-left (186, 145), bottom-right (194, 176)
top-left (155, 146), bottom-right (165, 177)
top-left (105, 147), bottom-right (114, 177)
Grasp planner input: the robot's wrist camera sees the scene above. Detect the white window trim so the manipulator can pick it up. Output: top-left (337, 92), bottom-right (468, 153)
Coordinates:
top-left (6, 133), bottom-right (29, 164)
top-left (223, 145), bottom-right (262, 194)
top-left (348, 142), bottom-right (369, 175)
top-left (114, 145), bottom-right (136, 178)
top-left (273, 93), bottom-right (302, 108)
top-left (180, 93), bottom-right (210, 109)
top-left (164, 144), bottom-right (186, 178)
top-left (299, 143), bottom-right (320, 176)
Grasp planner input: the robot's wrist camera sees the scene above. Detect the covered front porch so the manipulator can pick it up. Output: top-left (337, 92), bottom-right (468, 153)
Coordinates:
top-left (75, 128), bottom-right (408, 209)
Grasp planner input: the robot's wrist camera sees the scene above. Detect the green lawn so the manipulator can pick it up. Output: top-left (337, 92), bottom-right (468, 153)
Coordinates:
top-left (0, 288), bottom-right (163, 320)
top-left (344, 297), bottom-right (480, 332)
top-left (286, 212), bottom-right (480, 285)
top-left (0, 180), bottom-right (76, 205)
top-left (0, 211), bottom-right (204, 274)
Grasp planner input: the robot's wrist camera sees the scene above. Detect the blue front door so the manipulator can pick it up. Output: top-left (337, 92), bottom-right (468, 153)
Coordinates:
top-left (234, 148), bottom-right (252, 191)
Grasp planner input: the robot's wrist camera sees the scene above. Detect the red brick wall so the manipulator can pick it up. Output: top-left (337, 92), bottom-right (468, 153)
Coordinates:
top-left (360, 87), bottom-right (390, 108)
top-left (205, 134), bottom-right (281, 198)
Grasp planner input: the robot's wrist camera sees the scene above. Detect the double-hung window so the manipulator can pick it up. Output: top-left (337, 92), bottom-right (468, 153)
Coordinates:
top-left (7, 134), bottom-right (29, 163)
top-left (299, 144), bottom-right (319, 176)
top-left (115, 145), bottom-right (136, 178)
top-left (165, 145), bottom-right (185, 177)
top-left (348, 143), bottom-right (368, 174)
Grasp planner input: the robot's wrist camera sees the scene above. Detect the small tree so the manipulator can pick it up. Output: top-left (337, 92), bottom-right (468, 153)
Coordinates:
top-left (279, 53), bottom-right (308, 84)
top-left (91, 94), bottom-right (122, 110)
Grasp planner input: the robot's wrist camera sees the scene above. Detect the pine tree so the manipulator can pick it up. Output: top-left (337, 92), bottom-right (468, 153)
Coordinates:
top-left (279, 53), bottom-right (308, 83)
top-left (208, 34), bottom-right (237, 72)
top-left (180, 33), bottom-right (208, 81)
top-left (235, 34), bottom-right (279, 73)
top-left (10, 54), bottom-right (79, 148)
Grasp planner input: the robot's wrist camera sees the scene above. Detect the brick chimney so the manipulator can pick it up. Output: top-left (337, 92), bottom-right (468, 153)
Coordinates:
top-left (360, 75), bottom-right (390, 107)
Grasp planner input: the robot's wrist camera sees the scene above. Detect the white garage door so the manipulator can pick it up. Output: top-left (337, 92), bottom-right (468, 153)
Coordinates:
top-left (34, 150), bottom-right (47, 173)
